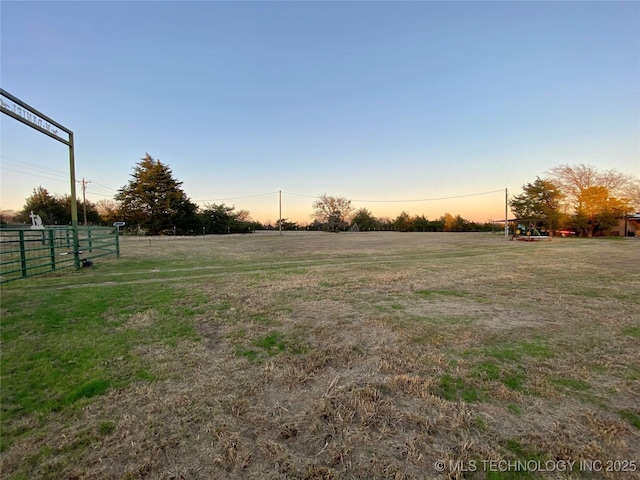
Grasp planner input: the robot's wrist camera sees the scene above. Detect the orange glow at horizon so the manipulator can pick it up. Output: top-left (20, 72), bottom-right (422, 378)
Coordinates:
top-left (235, 192), bottom-right (507, 226)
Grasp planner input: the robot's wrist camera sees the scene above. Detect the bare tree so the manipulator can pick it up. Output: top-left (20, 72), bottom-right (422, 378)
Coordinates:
top-left (625, 180), bottom-right (640, 212)
top-left (95, 199), bottom-right (120, 224)
top-left (312, 194), bottom-right (353, 231)
top-left (235, 209), bottom-right (252, 223)
top-left (547, 164), bottom-right (635, 210)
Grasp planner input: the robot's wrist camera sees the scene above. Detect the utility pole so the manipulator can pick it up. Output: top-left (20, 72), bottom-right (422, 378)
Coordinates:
top-left (78, 177), bottom-right (91, 225)
top-left (504, 187), bottom-right (509, 239)
top-left (279, 190), bottom-right (282, 236)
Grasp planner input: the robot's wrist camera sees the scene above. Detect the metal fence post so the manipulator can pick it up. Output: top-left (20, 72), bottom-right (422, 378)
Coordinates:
top-left (115, 227), bottom-right (120, 258)
top-left (19, 230), bottom-right (27, 278)
top-left (49, 229), bottom-right (56, 271)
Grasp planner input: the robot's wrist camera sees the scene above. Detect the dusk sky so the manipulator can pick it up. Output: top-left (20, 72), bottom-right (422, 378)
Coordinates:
top-left (1, 1), bottom-right (638, 224)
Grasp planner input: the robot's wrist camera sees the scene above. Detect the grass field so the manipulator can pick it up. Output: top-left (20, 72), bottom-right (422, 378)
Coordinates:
top-left (1, 232), bottom-right (639, 479)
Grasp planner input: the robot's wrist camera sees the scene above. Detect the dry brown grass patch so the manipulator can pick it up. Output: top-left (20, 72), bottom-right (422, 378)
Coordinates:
top-left (2, 233), bottom-right (639, 479)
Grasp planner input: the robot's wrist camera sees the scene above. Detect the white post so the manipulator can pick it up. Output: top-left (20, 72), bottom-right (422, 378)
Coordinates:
top-left (279, 190), bottom-right (282, 236)
top-left (504, 188), bottom-right (509, 238)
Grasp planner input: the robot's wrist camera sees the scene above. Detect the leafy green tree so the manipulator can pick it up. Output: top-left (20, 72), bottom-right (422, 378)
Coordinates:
top-left (412, 214), bottom-right (430, 231)
top-left (392, 211), bottom-right (415, 232)
top-left (199, 203), bottom-right (260, 234)
top-left (308, 219), bottom-right (325, 231)
top-left (17, 186), bottom-right (102, 225)
top-left (453, 214), bottom-right (475, 231)
top-left (509, 177), bottom-right (565, 232)
top-left (426, 217), bottom-right (445, 232)
top-left (275, 218), bottom-right (299, 231)
top-left (351, 208), bottom-right (378, 231)
top-left (17, 186), bottom-right (68, 225)
top-left (59, 194), bottom-right (101, 225)
top-left (201, 203), bottom-right (236, 234)
top-left (312, 194), bottom-right (353, 231)
top-left (376, 217), bottom-right (393, 230)
top-left (116, 154), bottom-right (198, 235)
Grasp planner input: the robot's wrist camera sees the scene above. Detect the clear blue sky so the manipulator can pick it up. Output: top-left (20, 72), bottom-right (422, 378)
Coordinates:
top-left (1, 0), bottom-right (638, 224)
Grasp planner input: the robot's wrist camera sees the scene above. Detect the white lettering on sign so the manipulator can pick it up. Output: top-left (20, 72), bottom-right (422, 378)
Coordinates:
top-left (1, 96), bottom-right (63, 140)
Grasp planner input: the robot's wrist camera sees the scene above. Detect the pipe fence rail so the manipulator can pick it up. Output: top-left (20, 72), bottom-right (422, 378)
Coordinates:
top-left (0, 225), bottom-right (119, 283)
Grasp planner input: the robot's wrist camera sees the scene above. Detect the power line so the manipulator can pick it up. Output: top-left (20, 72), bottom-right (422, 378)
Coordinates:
top-left (194, 191), bottom-right (278, 202)
top-left (86, 183), bottom-right (118, 195)
top-left (84, 191), bottom-right (115, 198)
top-left (90, 180), bottom-right (118, 192)
top-left (0, 165), bottom-right (69, 185)
top-left (282, 191), bottom-right (318, 199)
top-left (351, 189), bottom-right (505, 203)
top-left (1, 157), bottom-right (121, 196)
top-left (87, 187), bottom-right (116, 197)
top-left (0, 159), bottom-right (68, 179)
top-left (282, 189), bottom-right (505, 203)
top-left (0, 155), bottom-right (68, 176)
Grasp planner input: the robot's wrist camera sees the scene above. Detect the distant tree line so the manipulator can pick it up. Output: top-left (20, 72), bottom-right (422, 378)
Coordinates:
top-left (8, 186), bottom-right (102, 226)
top-left (5, 156), bottom-right (637, 237)
top-left (308, 202), bottom-right (493, 232)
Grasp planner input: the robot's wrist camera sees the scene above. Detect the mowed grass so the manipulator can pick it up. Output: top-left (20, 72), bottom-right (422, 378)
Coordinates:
top-left (1, 232), bottom-right (639, 479)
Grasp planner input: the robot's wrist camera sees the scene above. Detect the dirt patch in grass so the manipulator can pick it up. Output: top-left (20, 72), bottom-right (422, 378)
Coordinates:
top-left (1, 233), bottom-right (639, 479)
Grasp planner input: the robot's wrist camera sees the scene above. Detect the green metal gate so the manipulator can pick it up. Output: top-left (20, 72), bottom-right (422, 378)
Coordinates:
top-left (0, 226), bottom-right (120, 283)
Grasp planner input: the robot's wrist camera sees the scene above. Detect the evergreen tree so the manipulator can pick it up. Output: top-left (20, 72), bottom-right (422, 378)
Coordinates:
top-left (351, 208), bottom-right (378, 231)
top-left (392, 211), bottom-right (414, 231)
top-left (116, 154), bottom-right (198, 235)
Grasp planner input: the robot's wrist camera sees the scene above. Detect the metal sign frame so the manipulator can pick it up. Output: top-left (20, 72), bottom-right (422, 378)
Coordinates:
top-left (1, 88), bottom-right (80, 267)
